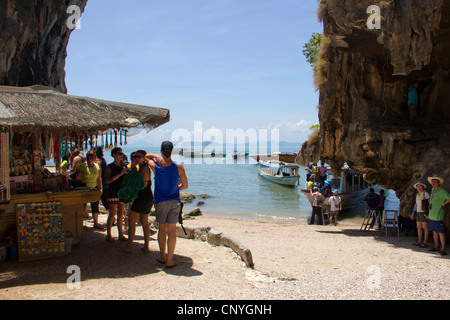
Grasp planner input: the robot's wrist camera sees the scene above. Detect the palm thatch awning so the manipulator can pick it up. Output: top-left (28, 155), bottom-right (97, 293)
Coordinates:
top-left (0, 85), bottom-right (170, 134)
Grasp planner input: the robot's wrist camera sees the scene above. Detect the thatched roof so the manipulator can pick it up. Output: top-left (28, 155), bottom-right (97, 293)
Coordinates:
top-left (0, 85), bottom-right (170, 133)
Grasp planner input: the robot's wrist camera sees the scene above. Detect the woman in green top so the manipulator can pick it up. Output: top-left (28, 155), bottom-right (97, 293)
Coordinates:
top-left (427, 175), bottom-right (450, 256)
top-left (79, 150), bottom-right (103, 229)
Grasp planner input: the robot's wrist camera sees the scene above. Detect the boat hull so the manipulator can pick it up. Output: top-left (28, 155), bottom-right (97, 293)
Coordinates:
top-left (250, 153), bottom-right (297, 163)
top-left (258, 169), bottom-right (299, 186)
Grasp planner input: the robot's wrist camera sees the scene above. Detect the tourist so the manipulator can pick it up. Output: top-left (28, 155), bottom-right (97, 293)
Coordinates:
top-left (427, 175), bottom-right (450, 256)
top-left (310, 162), bottom-right (322, 186)
top-left (411, 181), bottom-right (430, 248)
top-left (105, 147), bottom-right (129, 242)
top-left (146, 141), bottom-right (188, 268)
top-left (60, 154), bottom-right (70, 175)
top-left (78, 149), bottom-right (103, 229)
top-left (320, 179), bottom-right (332, 215)
top-left (95, 147), bottom-right (109, 211)
top-left (319, 161), bottom-right (328, 186)
top-left (364, 188), bottom-right (380, 229)
top-left (67, 148), bottom-right (86, 188)
top-left (306, 178), bottom-right (314, 190)
top-left (305, 163), bottom-right (313, 182)
top-left (309, 187), bottom-right (323, 225)
top-left (370, 189), bottom-right (385, 230)
top-left (328, 190), bottom-right (342, 226)
top-left (405, 80), bottom-right (420, 124)
top-left (122, 150), bottom-right (154, 253)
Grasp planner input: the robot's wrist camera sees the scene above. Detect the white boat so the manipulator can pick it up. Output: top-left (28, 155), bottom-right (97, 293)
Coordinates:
top-left (258, 160), bottom-right (300, 186)
top-left (301, 164), bottom-right (372, 209)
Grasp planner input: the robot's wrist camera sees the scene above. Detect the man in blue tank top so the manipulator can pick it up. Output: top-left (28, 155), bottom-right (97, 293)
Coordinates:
top-left (146, 141), bottom-right (188, 268)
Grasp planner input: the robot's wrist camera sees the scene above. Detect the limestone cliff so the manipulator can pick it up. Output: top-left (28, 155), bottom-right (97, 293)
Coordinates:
top-left (298, 0), bottom-right (450, 221)
top-left (0, 0), bottom-right (88, 93)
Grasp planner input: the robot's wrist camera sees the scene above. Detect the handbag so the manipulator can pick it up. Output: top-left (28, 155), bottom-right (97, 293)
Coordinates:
top-left (421, 199), bottom-right (430, 214)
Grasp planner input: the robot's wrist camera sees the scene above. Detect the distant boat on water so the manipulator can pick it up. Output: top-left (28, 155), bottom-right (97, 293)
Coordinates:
top-left (258, 160), bottom-right (300, 187)
top-left (301, 164), bottom-right (372, 209)
top-left (250, 152), bottom-right (297, 163)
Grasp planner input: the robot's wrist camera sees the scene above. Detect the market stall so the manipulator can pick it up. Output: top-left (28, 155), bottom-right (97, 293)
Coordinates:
top-left (0, 85), bottom-right (170, 261)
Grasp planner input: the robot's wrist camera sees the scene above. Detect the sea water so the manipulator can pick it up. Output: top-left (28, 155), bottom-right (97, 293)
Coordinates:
top-left (101, 145), bottom-right (400, 223)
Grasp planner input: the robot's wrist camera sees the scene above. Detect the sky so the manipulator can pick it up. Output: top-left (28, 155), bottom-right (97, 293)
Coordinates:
top-left (65, 0), bottom-right (322, 148)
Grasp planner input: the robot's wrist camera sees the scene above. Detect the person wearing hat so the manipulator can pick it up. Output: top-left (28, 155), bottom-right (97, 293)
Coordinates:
top-left (427, 175), bottom-right (450, 256)
top-left (146, 141), bottom-right (189, 267)
top-left (328, 190), bottom-right (342, 226)
top-left (411, 181), bottom-right (430, 248)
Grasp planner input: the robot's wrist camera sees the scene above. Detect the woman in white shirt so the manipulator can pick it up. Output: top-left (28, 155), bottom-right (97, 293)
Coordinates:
top-left (411, 181), bottom-right (430, 248)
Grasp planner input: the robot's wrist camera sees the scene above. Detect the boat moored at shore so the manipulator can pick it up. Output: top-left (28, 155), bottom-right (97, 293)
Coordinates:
top-left (301, 164), bottom-right (373, 209)
top-left (258, 160), bottom-right (300, 187)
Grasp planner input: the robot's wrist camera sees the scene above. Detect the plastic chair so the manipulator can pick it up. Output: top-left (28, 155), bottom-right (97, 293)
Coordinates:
top-left (382, 210), bottom-right (399, 237)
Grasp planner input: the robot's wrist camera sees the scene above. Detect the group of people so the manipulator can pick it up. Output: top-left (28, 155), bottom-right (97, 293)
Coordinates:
top-left (411, 175), bottom-right (450, 256)
top-left (305, 162), bottom-right (328, 188)
top-left (309, 181), bottom-right (342, 226)
top-left (63, 141), bottom-right (188, 268)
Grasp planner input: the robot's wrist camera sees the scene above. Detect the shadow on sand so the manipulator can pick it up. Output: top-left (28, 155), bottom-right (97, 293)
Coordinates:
top-left (0, 224), bottom-right (203, 290)
top-left (315, 227), bottom-right (449, 260)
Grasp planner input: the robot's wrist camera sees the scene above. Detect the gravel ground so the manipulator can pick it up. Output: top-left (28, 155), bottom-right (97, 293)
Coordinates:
top-left (0, 214), bottom-right (449, 300)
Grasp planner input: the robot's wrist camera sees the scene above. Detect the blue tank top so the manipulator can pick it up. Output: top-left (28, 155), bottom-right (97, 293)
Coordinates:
top-left (154, 162), bottom-right (180, 204)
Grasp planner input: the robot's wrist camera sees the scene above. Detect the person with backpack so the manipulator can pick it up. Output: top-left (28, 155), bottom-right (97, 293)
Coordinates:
top-left (121, 150), bottom-right (153, 253)
top-left (146, 141), bottom-right (188, 268)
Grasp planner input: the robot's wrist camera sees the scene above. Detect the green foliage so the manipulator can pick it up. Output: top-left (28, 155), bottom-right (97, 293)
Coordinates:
top-left (309, 124), bottom-right (320, 130)
top-left (302, 33), bottom-right (322, 67)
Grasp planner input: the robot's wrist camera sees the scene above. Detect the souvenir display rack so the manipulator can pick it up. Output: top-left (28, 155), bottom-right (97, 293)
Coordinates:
top-left (16, 201), bottom-right (66, 261)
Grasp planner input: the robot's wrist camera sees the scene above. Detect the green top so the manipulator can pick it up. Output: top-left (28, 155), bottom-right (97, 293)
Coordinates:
top-left (429, 187), bottom-right (450, 221)
top-left (118, 166), bottom-right (145, 203)
top-left (78, 163), bottom-right (100, 188)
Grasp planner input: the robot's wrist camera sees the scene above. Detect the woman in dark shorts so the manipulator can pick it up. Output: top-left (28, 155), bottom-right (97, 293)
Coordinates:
top-left (122, 150), bottom-right (154, 253)
top-left (105, 147), bottom-right (128, 242)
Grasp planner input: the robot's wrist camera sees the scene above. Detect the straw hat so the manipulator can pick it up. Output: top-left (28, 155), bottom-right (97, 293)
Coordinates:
top-left (427, 175), bottom-right (444, 185)
top-left (414, 181), bottom-right (427, 190)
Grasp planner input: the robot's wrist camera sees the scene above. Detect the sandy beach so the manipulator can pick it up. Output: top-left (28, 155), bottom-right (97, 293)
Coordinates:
top-left (0, 212), bottom-right (448, 300)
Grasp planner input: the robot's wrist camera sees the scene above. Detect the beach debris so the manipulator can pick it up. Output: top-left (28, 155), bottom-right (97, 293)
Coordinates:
top-left (175, 225), bottom-right (254, 268)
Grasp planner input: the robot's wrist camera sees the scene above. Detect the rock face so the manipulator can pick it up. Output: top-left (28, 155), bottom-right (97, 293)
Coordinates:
top-left (298, 0), bottom-right (450, 221)
top-left (0, 0), bottom-right (88, 93)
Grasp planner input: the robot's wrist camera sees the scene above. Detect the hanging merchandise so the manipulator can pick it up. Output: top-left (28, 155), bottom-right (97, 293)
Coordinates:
top-left (105, 131), bottom-right (109, 151)
top-left (48, 134), bottom-right (54, 160)
top-left (109, 131), bottom-right (113, 150)
top-left (84, 134), bottom-right (88, 151)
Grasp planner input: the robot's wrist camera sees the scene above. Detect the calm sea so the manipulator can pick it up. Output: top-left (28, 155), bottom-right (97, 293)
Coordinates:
top-left (101, 145), bottom-right (400, 223)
